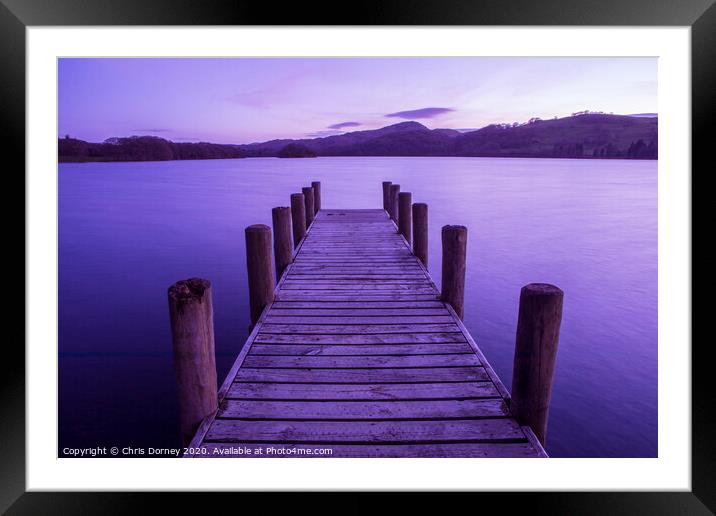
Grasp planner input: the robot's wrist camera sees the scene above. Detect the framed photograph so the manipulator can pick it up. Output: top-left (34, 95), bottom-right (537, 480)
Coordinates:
top-left (5, 0), bottom-right (710, 510)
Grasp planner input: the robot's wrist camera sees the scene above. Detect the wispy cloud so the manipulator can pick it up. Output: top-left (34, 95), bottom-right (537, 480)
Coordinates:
top-left (385, 107), bottom-right (454, 119)
top-left (306, 130), bottom-right (345, 138)
top-left (327, 121), bottom-right (361, 130)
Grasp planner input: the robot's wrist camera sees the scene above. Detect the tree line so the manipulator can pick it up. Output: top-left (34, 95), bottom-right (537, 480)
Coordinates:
top-left (552, 139), bottom-right (658, 159)
top-left (58, 135), bottom-right (246, 162)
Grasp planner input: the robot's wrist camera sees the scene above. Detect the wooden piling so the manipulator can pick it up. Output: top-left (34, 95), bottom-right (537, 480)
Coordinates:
top-left (302, 186), bottom-right (315, 228)
top-left (290, 193), bottom-right (306, 247)
top-left (311, 181), bottom-right (321, 214)
top-left (510, 283), bottom-right (564, 446)
top-left (168, 278), bottom-right (217, 446)
top-left (271, 207), bottom-right (293, 280)
top-left (413, 202), bottom-right (428, 268)
top-left (441, 225), bottom-right (467, 319)
top-left (382, 181), bottom-right (392, 212)
top-left (245, 224), bottom-right (275, 326)
top-left (389, 184), bottom-right (401, 225)
top-left (398, 192), bottom-right (412, 245)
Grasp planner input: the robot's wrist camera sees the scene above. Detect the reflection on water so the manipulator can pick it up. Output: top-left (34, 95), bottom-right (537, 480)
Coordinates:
top-left (59, 156), bottom-right (657, 457)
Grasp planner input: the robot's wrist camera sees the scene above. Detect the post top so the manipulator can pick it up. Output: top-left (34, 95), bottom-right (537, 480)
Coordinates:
top-left (399, 191), bottom-right (412, 198)
top-left (245, 224), bottom-right (271, 234)
top-left (311, 181), bottom-right (321, 186)
top-left (521, 283), bottom-right (564, 297)
top-left (272, 206), bottom-right (290, 213)
top-left (413, 202), bottom-right (428, 209)
top-left (390, 184), bottom-right (401, 189)
top-left (291, 192), bottom-right (304, 199)
top-left (382, 180), bottom-right (392, 185)
top-left (302, 186), bottom-right (313, 192)
top-left (168, 278), bottom-right (211, 301)
top-left (442, 224), bottom-right (467, 233)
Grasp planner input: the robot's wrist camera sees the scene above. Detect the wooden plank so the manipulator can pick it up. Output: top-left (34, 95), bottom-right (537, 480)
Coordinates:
top-left (283, 278), bottom-right (433, 284)
top-left (290, 264), bottom-right (420, 269)
top-left (277, 293), bottom-right (439, 298)
top-left (444, 295), bottom-right (513, 401)
top-left (299, 249), bottom-right (408, 252)
top-left (277, 294), bottom-right (440, 301)
top-left (218, 399), bottom-right (509, 420)
top-left (249, 343), bottom-right (473, 355)
top-left (522, 425), bottom-right (549, 457)
top-left (295, 253), bottom-right (414, 265)
top-left (204, 418), bottom-right (525, 443)
top-left (289, 273), bottom-right (419, 277)
top-left (234, 366), bottom-right (488, 383)
top-left (300, 240), bottom-right (403, 244)
top-left (227, 381), bottom-right (500, 400)
top-left (297, 247), bottom-right (409, 249)
top-left (287, 271), bottom-right (426, 277)
top-left (271, 300), bottom-right (446, 309)
top-left (297, 251), bottom-right (408, 254)
top-left (288, 267), bottom-right (426, 272)
top-left (290, 260), bottom-right (420, 264)
top-left (292, 260), bottom-right (413, 263)
top-left (197, 442), bottom-right (541, 458)
top-left (242, 354), bottom-right (481, 369)
top-left (292, 261), bottom-right (418, 265)
top-left (267, 308), bottom-right (451, 316)
top-left (296, 252), bottom-right (415, 256)
top-left (264, 316), bottom-right (453, 325)
top-left (301, 243), bottom-right (406, 248)
top-left (298, 251), bottom-right (408, 255)
top-left (287, 273), bottom-right (428, 278)
top-left (280, 283), bottom-right (435, 288)
top-left (253, 333), bottom-right (466, 344)
top-left (279, 285), bottom-right (436, 292)
top-left (259, 323), bottom-right (461, 334)
top-left (296, 248), bottom-right (410, 252)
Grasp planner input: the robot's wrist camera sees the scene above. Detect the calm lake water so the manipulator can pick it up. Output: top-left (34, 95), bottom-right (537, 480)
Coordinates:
top-left (58, 156), bottom-right (657, 458)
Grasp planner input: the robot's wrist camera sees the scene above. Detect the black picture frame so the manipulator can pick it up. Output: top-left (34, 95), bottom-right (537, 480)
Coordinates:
top-left (3, 0), bottom-right (710, 512)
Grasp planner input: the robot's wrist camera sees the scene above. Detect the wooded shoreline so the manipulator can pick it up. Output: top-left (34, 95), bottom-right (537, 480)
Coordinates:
top-left (59, 114), bottom-right (658, 163)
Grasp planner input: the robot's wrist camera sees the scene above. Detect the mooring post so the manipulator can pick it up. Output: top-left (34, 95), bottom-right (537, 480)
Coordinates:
top-left (413, 202), bottom-right (428, 268)
top-left (271, 206), bottom-right (293, 280)
top-left (168, 278), bottom-right (218, 446)
top-left (510, 283), bottom-right (564, 446)
top-left (302, 186), bottom-right (315, 228)
top-left (441, 225), bottom-right (467, 319)
top-left (389, 184), bottom-right (401, 225)
top-left (311, 181), bottom-right (321, 214)
top-left (245, 224), bottom-right (275, 326)
top-left (382, 181), bottom-right (392, 212)
top-left (398, 192), bottom-right (412, 244)
top-left (290, 193), bottom-right (306, 247)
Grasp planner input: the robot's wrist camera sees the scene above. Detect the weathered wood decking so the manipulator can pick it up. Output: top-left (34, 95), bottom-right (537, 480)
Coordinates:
top-left (187, 209), bottom-right (547, 457)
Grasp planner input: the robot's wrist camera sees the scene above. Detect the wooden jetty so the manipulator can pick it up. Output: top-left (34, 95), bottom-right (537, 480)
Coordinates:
top-left (169, 181), bottom-right (563, 458)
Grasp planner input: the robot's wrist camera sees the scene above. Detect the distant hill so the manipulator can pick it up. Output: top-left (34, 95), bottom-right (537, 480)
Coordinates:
top-left (58, 114), bottom-right (657, 163)
top-left (451, 114), bottom-right (657, 159)
top-left (240, 114), bottom-right (657, 159)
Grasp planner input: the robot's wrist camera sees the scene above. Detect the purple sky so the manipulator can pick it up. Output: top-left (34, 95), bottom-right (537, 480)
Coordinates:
top-left (58, 57), bottom-right (657, 144)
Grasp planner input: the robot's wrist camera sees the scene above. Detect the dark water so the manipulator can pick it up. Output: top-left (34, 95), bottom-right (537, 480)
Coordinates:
top-left (58, 157), bottom-right (657, 457)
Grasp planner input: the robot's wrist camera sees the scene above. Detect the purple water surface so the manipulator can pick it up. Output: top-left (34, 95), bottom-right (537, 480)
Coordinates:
top-left (59, 156), bottom-right (657, 457)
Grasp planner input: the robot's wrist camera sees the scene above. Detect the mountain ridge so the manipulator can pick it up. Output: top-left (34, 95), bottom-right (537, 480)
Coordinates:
top-left (58, 114), bottom-right (658, 162)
